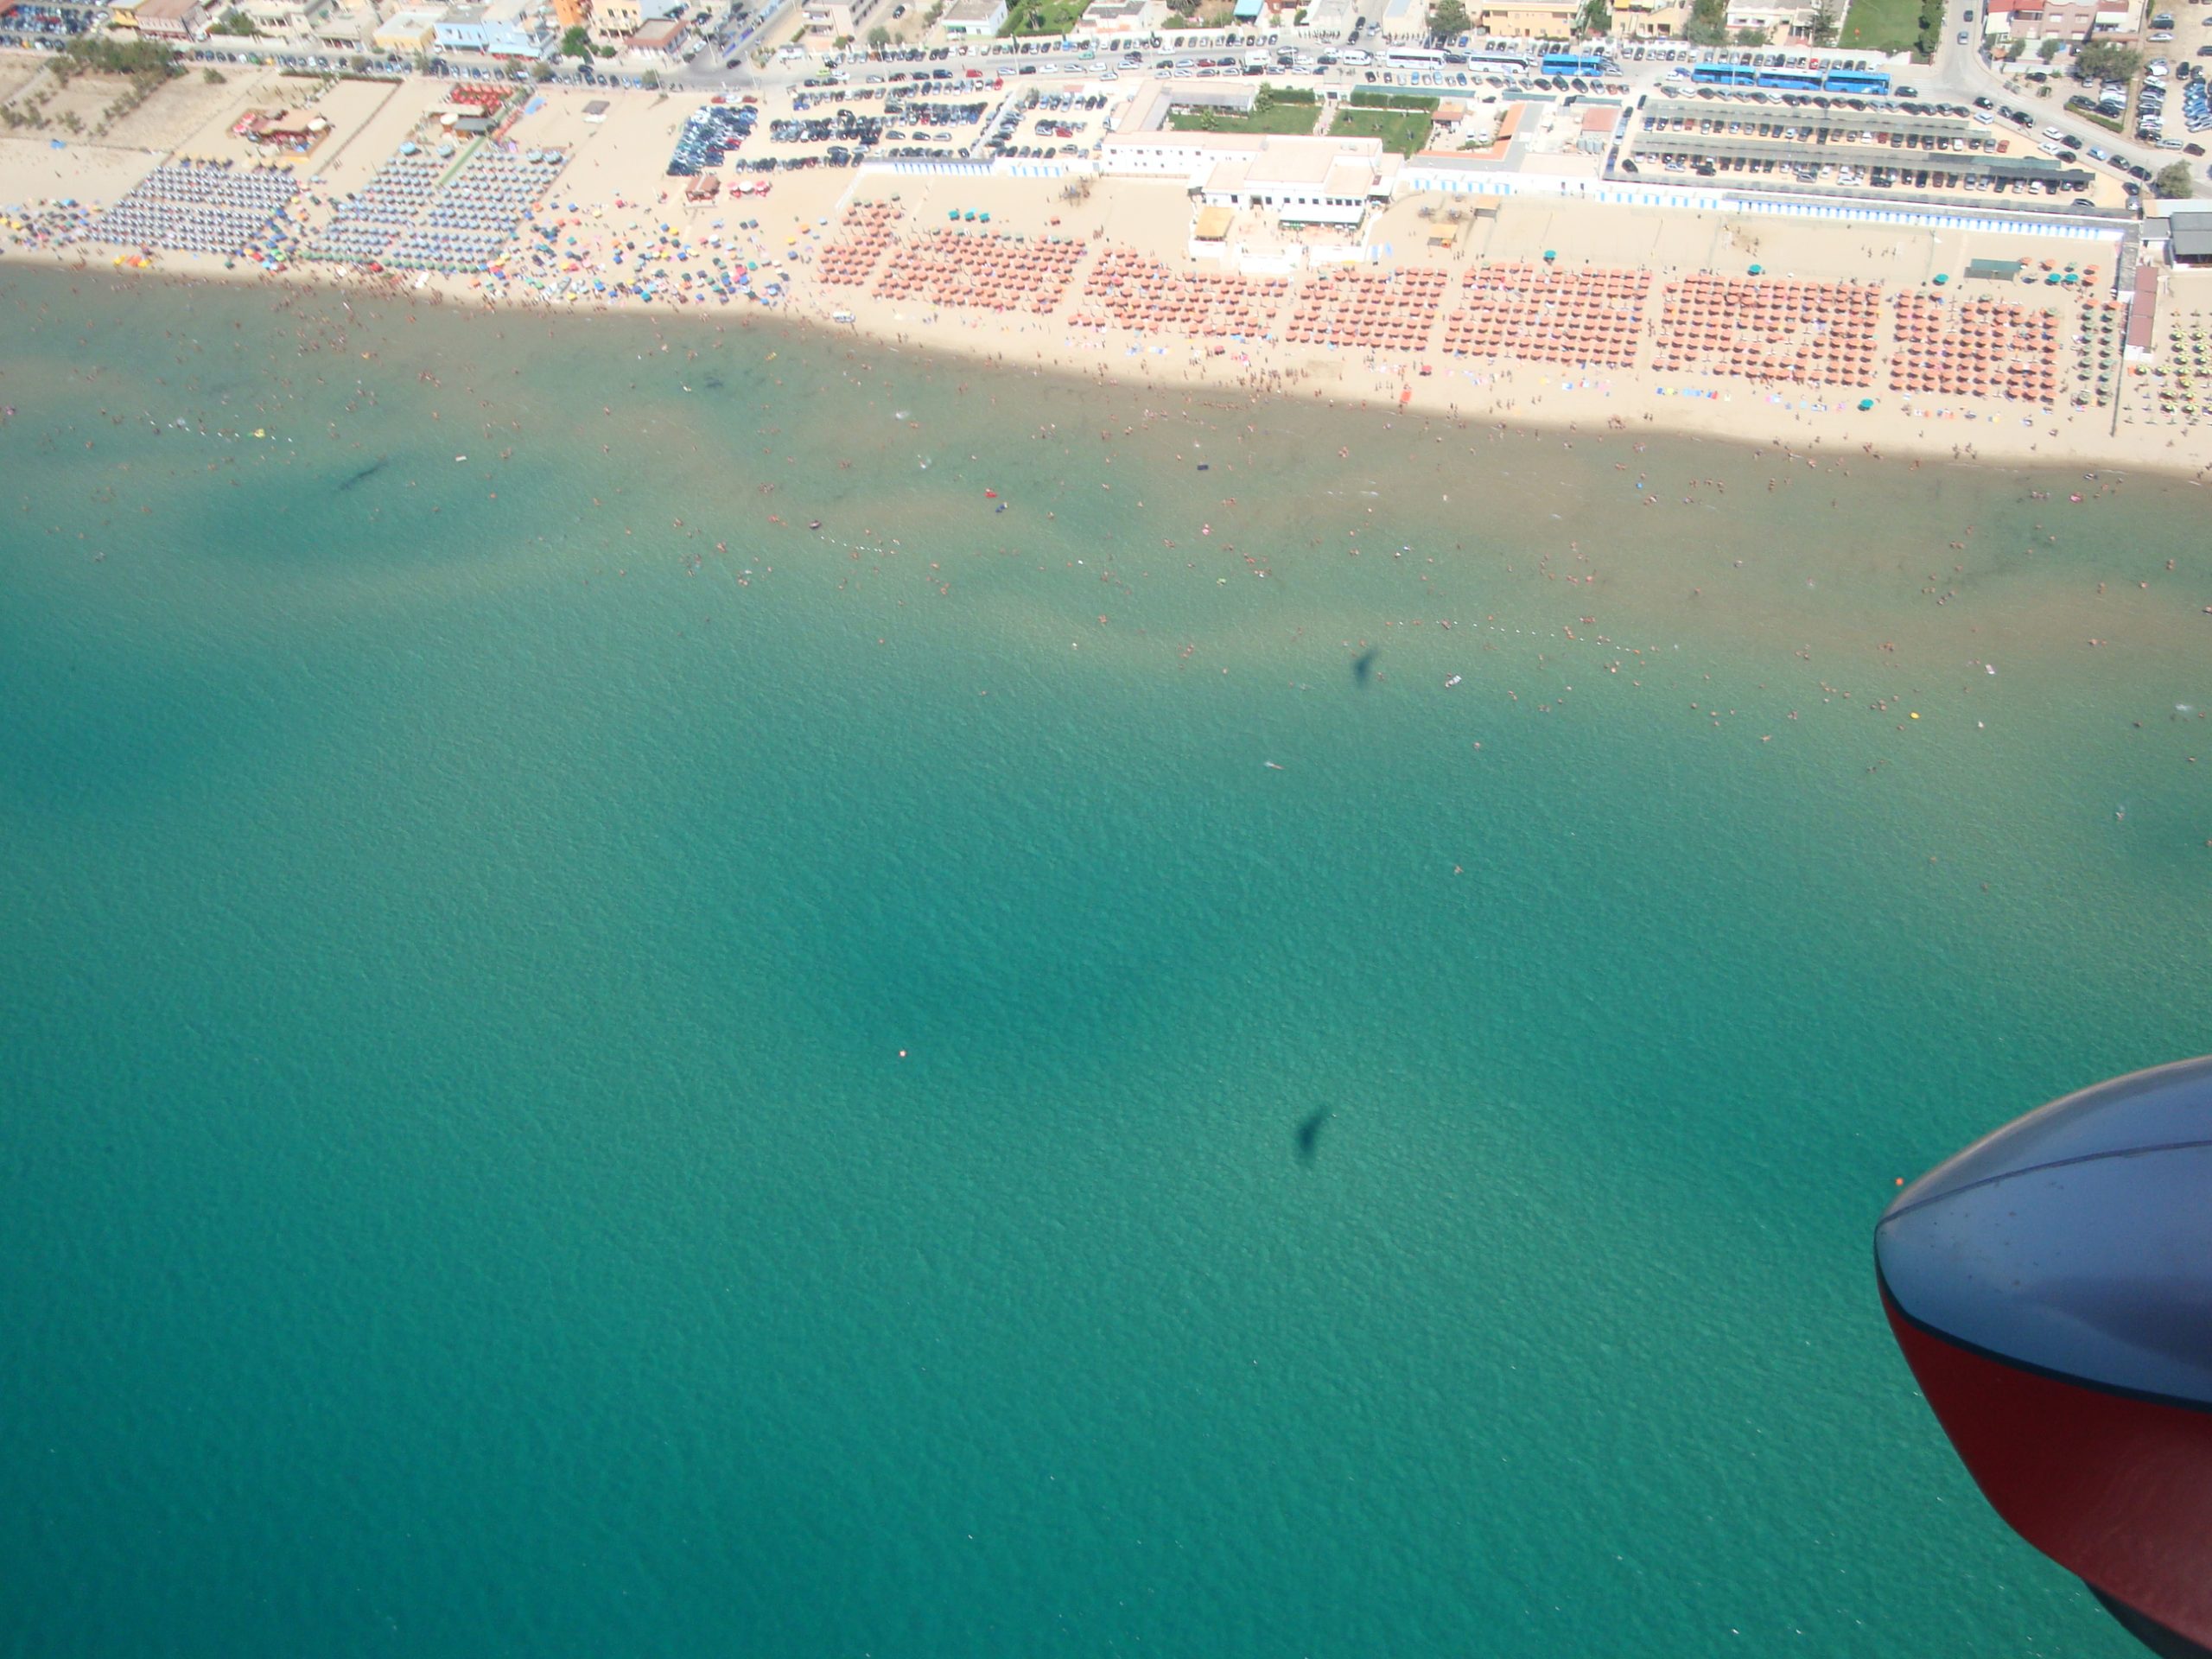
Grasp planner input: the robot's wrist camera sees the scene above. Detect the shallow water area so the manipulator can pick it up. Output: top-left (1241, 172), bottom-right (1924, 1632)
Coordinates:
top-left (3, 270), bottom-right (2207, 1658)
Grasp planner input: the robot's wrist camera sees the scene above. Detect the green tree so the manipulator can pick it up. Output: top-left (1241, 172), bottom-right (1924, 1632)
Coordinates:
top-left (561, 22), bottom-right (590, 54)
top-left (60, 36), bottom-right (179, 79)
top-left (867, 22), bottom-right (892, 44)
top-left (642, 67), bottom-right (662, 86)
top-left (2074, 41), bottom-right (2139, 81)
top-left (203, 65), bottom-right (227, 81)
top-left (1734, 25), bottom-right (1769, 44)
top-left (209, 8), bottom-right (258, 34)
top-left (2037, 36), bottom-right (2063, 60)
top-left (1427, 0), bottom-right (1471, 36)
top-left (1686, 0), bottom-right (1728, 45)
top-left (2154, 161), bottom-right (2194, 197)
top-left (531, 59), bottom-right (554, 79)
top-left (2004, 37), bottom-right (2024, 59)
top-left (1575, 0), bottom-right (1609, 32)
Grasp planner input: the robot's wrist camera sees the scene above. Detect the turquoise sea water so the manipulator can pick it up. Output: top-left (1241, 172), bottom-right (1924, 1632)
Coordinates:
top-left (3, 270), bottom-right (2208, 1657)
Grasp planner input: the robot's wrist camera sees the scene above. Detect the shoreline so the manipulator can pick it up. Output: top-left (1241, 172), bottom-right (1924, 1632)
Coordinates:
top-left (3, 66), bottom-right (2207, 482)
top-left (10, 231), bottom-right (2204, 488)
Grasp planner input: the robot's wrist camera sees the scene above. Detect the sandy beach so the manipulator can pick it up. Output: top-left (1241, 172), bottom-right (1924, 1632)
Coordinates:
top-left (5, 57), bottom-right (2210, 480)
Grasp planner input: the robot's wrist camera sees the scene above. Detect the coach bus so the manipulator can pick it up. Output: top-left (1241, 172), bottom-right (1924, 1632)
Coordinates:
top-left (1460, 50), bottom-right (1532, 75)
top-left (1383, 46), bottom-right (1449, 72)
top-left (1540, 52), bottom-right (1611, 77)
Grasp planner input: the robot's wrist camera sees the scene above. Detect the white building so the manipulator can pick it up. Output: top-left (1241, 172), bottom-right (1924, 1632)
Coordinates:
top-left (1377, 0), bottom-right (1427, 40)
top-left (435, 0), bottom-right (549, 54)
top-left (1077, 0), bottom-right (1163, 33)
top-left (938, 0), bottom-right (1007, 32)
top-left (1722, 0), bottom-right (1820, 40)
top-left (237, 0), bottom-right (331, 36)
top-left (1101, 132), bottom-right (1401, 227)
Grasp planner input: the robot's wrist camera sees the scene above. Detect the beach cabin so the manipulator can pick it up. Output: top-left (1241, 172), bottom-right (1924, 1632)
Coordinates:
top-left (1189, 201), bottom-right (1234, 261)
top-left (2160, 211), bottom-right (2212, 269)
top-left (2141, 208), bottom-right (2212, 270)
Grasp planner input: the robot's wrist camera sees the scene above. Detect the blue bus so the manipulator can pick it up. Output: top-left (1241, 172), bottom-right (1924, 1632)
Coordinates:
top-left (1689, 60), bottom-right (1891, 95)
top-left (1541, 53), bottom-right (1611, 77)
top-left (1688, 61), bottom-right (1762, 86)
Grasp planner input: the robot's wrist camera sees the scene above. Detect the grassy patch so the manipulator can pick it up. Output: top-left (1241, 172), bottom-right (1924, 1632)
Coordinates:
top-left (1348, 88), bottom-right (1440, 110)
top-left (1837, 0), bottom-right (1920, 54)
top-left (1167, 101), bottom-right (1321, 135)
top-left (999, 0), bottom-right (1085, 35)
top-left (1163, 0), bottom-right (1240, 23)
top-left (1329, 105), bottom-right (1433, 154)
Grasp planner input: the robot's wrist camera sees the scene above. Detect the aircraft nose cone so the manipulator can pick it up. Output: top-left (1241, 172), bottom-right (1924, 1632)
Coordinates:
top-left (1878, 1056), bottom-right (2212, 1657)
top-left (1877, 1054), bottom-right (2212, 1406)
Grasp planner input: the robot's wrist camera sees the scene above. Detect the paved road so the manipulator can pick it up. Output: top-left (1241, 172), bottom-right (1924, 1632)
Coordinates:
top-left (1926, 12), bottom-right (2173, 181)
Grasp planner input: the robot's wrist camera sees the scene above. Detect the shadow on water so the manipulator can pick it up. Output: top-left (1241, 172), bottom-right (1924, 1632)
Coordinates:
top-left (334, 457), bottom-right (389, 494)
top-left (1351, 648), bottom-right (1380, 689)
top-left (1294, 1108), bottom-right (1330, 1164)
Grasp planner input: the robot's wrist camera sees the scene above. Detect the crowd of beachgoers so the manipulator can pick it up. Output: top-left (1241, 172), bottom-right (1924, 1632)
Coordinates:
top-left (6, 133), bottom-right (2210, 471)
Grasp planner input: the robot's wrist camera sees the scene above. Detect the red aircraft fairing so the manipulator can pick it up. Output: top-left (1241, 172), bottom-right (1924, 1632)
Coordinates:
top-left (1876, 1056), bottom-right (2212, 1659)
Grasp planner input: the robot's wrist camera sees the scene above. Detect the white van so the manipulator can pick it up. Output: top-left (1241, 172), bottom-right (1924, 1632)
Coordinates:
top-left (1339, 48), bottom-right (1371, 65)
